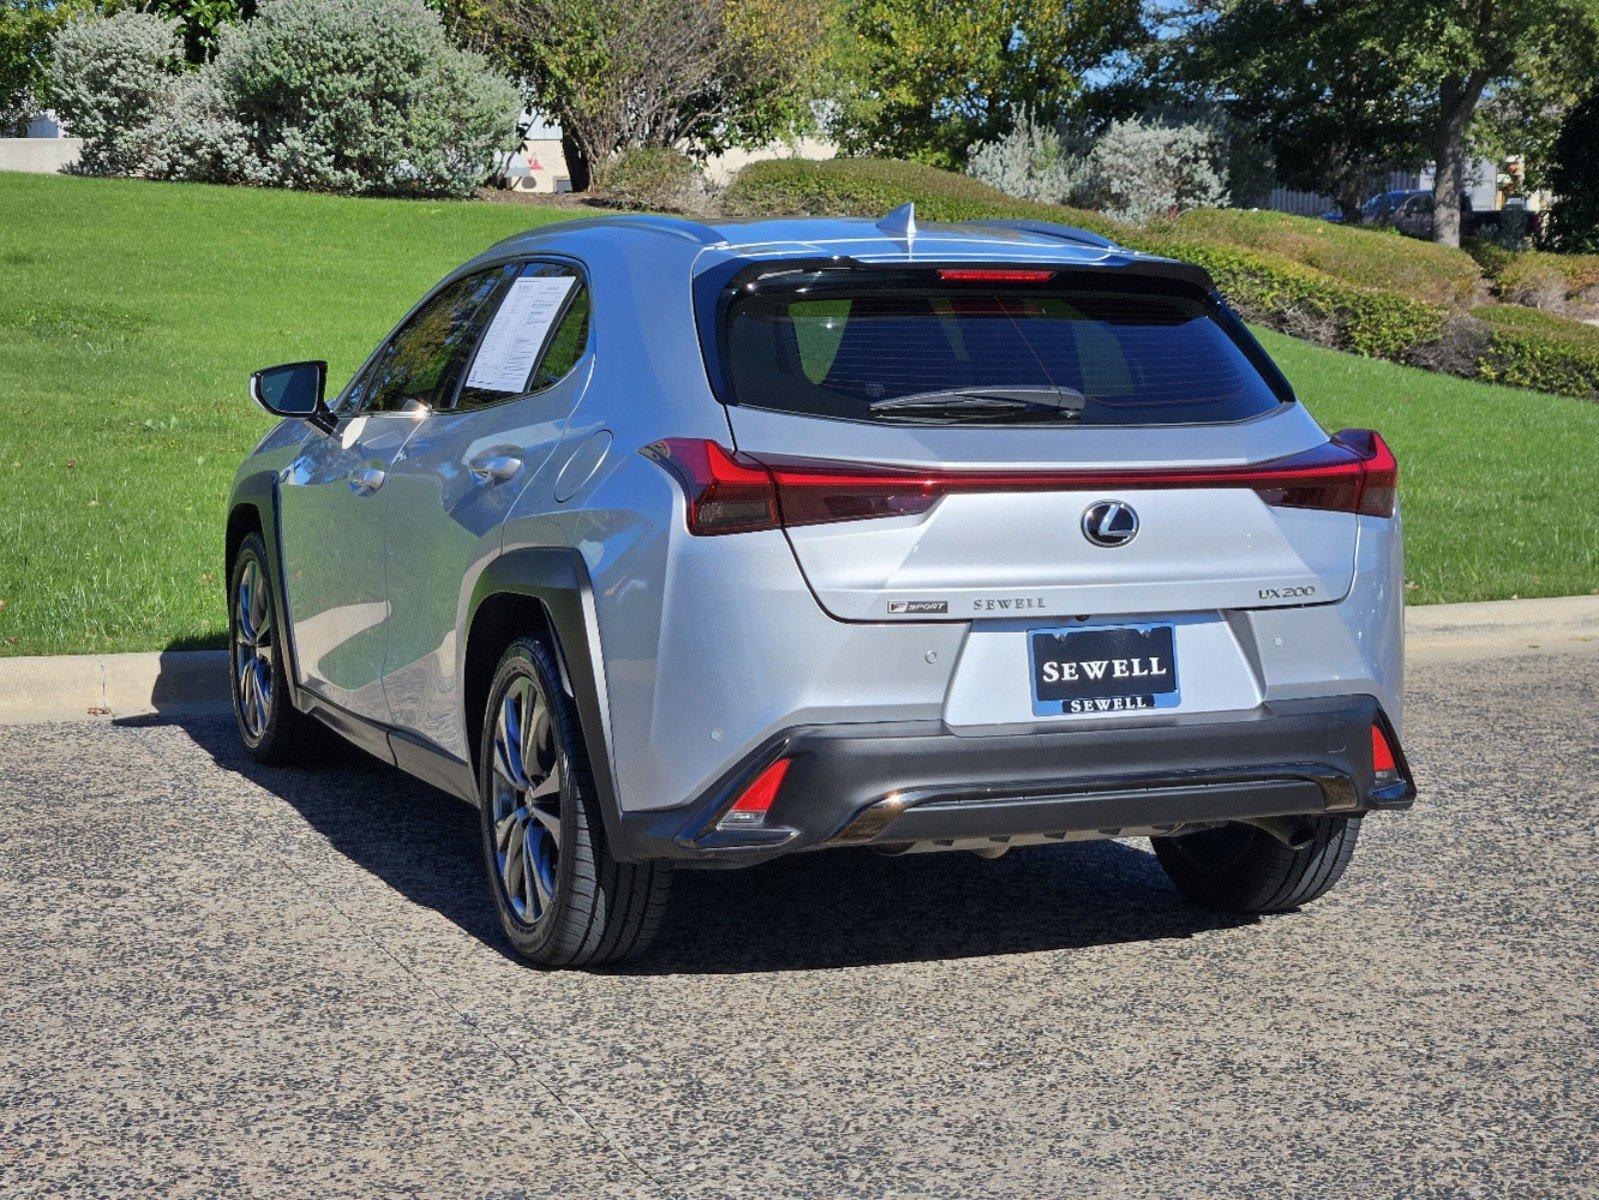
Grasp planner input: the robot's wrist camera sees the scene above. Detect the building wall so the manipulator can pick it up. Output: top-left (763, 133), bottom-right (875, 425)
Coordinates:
top-left (0, 137), bottom-right (82, 174)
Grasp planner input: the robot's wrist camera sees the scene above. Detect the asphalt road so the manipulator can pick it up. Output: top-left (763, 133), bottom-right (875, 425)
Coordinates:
top-left (2, 648), bottom-right (1595, 1199)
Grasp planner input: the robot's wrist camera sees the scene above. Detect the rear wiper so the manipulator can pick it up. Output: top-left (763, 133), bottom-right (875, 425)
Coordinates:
top-left (868, 386), bottom-right (1086, 423)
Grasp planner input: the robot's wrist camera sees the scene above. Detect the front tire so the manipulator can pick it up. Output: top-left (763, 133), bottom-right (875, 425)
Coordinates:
top-left (1153, 816), bottom-right (1360, 913)
top-left (477, 636), bottom-right (671, 968)
top-left (228, 532), bottom-right (331, 765)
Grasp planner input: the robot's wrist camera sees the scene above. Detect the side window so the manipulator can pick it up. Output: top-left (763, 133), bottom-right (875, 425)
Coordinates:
top-left (455, 262), bottom-right (590, 410)
top-left (357, 267), bottom-right (508, 414)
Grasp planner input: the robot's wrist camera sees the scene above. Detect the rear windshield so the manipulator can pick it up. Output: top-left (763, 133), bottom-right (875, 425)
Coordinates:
top-left (720, 274), bottom-right (1288, 426)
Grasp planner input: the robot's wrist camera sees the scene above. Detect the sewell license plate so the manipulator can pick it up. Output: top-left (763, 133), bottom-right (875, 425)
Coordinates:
top-left (1029, 624), bottom-right (1180, 716)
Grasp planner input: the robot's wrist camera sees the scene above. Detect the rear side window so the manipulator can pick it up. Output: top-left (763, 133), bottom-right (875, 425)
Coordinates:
top-left (721, 274), bottom-right (1287, 426)
top-left (455, 262), bottom-right (589, 409)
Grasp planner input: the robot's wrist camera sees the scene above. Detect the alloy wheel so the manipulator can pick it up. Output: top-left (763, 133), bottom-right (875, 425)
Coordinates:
top-left (490, 673), bottom-right (564, 923)
top-left (233, 557), bottom-right (274, 741)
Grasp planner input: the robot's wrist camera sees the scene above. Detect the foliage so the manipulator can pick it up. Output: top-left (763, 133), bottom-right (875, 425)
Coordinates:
top-left (1548, 93), bottom-right (1599, 253)
top-left (492, 0), bottom-right (829, 187)
top-left (210, 0), bottom-right (520, 197)
top-left (965, 114), bottom-right (1094, 206)
top-left (0, 0), bottom-right (92, 135)
top-left (1085, 118), bottom-right (1229, 224)
top-left (590, 147), bottom-right (707, 213)
top-left (47, 10), bottom-right (186, 177)
top-left (1174, 0), bottom-right (1599, 245)
top-left (45, 0), bottom-right (520, 197)
top-left (144, 0), bottom-right (252, 63)
top-left (1472, 303), bottom-right (1599, 396)
top-left (1467, 239), bottom-right (1599, 313)
top-left (1173, 208), bottom-right (1482, 309)
top-left (824, 0), bottom-right (1145, 168)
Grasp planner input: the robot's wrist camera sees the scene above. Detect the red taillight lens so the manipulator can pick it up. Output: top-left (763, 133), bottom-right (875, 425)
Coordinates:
top-left (1371, 724), bottom-right (1398, 775)
top-left (936, 268), bottom-right (1056, 282)
top-left (718, 757), bottom-right (791, 828)
top-left (643, 429), bottom-right (1398, 535)
top-left (641, 438), bottom-right (779, 535)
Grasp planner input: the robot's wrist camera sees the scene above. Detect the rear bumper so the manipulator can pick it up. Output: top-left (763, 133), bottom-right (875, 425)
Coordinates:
top-left (611, 695), bottom-right (1415, 866)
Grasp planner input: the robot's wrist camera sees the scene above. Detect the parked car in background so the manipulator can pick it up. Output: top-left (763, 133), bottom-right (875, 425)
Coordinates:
top-left (1320, 189), bottom-right (1415, 226)
top-left (228, 210), bottom-right (1416, 968)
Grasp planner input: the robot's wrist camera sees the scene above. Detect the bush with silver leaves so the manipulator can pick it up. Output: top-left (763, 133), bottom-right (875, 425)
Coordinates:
top-left (966, 114), bottom-right (1094, 206)
top-left (1087, 119), bottom-right (1230, 226)
top-left (209, 0), bottom-right (520, 197)
top-left (47, 10), bottom-right (184, 177)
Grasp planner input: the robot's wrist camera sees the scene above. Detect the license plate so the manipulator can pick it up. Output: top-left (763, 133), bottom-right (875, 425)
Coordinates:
top-left (1029, 624), bottom-right (1180, 716)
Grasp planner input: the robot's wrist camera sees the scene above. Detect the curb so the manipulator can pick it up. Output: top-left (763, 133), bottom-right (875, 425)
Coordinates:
top-left (0, 596), bottom-right (1595, 725)
top-left (0, 650), bottom-right (229, 724)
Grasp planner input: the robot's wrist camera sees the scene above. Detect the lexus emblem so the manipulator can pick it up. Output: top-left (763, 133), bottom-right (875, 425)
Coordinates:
top-left (1081, 500), bottom-right (1139, 548)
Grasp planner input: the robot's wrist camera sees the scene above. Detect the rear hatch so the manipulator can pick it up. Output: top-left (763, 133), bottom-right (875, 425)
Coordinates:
top-left (705, 260), bottom-right (1386, 623)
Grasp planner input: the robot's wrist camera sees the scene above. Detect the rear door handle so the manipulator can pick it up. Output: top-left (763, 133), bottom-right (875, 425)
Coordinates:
top-left (468, 453), bottom-right (523, 485)
top-left (348, 465), bottom-right (387, 495)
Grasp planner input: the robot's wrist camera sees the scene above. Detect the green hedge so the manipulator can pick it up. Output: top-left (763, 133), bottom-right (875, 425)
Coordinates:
top-left (725, 158), bottom-right (1598, 401)
top-left (1472, 304), bottom-right (1599, 397)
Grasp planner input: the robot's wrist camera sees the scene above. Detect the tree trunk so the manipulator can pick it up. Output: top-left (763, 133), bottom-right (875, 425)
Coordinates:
top-left (561, 130), bottom-right (591, 193)
top-left (1432, 72), bottom-right (1489, 248)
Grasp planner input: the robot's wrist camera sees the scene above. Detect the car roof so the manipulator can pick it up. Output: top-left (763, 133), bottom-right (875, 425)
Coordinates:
top-left (461, 205), bottom-right (1217, 295)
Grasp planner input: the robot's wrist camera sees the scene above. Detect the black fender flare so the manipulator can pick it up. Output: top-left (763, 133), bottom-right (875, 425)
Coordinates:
top-left (466, 547), bottom-right (634, 859)
top-left (226, 469), bottom-right (307, 711)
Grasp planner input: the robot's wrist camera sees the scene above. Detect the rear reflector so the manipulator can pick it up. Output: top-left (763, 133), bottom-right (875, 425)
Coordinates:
top-left (718, 758), bottom-right (791, 828)
top-left (1371, 725), bottom-right (1398, 775)
top-left (643, 429), bottom-right (1398, 536)
top-left (936, 268), bottom-right (1056, 282)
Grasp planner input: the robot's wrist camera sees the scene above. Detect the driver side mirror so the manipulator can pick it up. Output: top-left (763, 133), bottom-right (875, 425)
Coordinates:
top-left (250, 360), bottom-right (335, 434)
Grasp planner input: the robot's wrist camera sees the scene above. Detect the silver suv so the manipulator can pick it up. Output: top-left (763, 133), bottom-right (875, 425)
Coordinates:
top-left (228, 208), bottom-right (1414, 967)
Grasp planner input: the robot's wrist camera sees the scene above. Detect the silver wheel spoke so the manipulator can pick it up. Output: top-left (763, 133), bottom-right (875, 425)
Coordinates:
top-left (488, 667), bottom-right (567, 924)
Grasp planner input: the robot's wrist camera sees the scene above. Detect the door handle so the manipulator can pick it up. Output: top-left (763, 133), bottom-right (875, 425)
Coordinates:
top-left (468, 453), bottom-right (523, 485)
top-left (348, 465), bottom-right (387, 495)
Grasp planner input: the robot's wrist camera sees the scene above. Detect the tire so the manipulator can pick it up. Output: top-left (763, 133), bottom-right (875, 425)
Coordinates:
top-left (477, 635), bottom-right (671, 968)
top-left (1152, 816), bottom-right (1361, 913)
top-left (228, 532), bottom-right (334, 765)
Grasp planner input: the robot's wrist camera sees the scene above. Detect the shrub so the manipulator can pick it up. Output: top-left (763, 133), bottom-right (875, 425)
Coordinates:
top-left (1173, 208), bottom-right (1483, 309)
top-left (1548, 93), bottom-right (1599, 254)
top-left (47, 11), bottom-right (184, 176)
top-left (210, 0), bottom-right (520, 198)
top-left (1472, 304), bottom-right (1599, 397)
top-left (590, 148), bottom-right (708, 214)
top-left (966, 115), bottom-right (1093, 206)
top-left (132, 73), bottom-right (259, 185)
top-left (1086, 119), bottom-right (1228, 225)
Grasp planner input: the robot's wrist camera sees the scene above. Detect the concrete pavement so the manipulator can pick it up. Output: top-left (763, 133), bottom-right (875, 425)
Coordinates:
top-left (1, 648), bottom-right (1595, 1197)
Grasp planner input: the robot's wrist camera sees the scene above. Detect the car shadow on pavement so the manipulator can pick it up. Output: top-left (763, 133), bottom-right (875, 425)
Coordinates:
top-left (163, 714), bottom-right (1253, 974)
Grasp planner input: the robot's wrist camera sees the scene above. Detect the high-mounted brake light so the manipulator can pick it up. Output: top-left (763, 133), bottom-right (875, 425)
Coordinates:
top-left (642, 429), bottom-right (1398, 535)
top-left (717, 757), bottom-right (791, 829)
top-left (936, 268), bottom-right (1055, 282)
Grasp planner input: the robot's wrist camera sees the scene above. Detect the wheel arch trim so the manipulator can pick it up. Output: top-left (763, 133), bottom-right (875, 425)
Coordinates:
top-left (464, 547), bottom-right (629, 855)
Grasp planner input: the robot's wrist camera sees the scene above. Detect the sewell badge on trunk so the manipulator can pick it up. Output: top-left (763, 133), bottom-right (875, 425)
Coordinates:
top-left (1029, 624), bottom-right (1180, 717)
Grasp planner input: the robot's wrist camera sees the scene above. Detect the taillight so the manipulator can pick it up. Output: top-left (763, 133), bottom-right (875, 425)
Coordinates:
top-left (643, 429), bottom-right (1398, 535)
top-left (641, 438), bottom-right (779, 535)
top-left (717, 757), bottom-right (791, 829)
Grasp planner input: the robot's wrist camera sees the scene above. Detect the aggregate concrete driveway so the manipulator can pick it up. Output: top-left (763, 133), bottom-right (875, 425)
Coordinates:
top-left (2, 649), bottom-right (1595, 1199)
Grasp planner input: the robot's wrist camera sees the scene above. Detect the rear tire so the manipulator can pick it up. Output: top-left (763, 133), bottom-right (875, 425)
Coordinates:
top-left (477, 636), bottom-right (671, 968)
top-left (228, 532), bottom-right (334, 765)
top-left (1152, 816), bottom-right (1360, 913)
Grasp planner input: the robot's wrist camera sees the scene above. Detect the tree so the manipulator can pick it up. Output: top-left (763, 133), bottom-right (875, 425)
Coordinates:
top-left (1178, 0), bottom-right (1599, 246)
top-left (487, 0), bottom-right (829, 190)
top-left (826, 0), bottom-right (1146, 168)
top-left (143, 0), bottom-right (254, 63)
top-left (1, 1), bottom-right (95, 134)
top-left (1548, 90), bottom-right (1599, 251)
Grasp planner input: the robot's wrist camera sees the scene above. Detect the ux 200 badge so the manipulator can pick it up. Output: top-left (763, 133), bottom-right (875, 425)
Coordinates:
top-left (1081, 500), bottom-right (1139, 548)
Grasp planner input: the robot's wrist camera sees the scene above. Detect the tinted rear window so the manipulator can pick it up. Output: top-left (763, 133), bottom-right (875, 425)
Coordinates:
top-left (721, 275), bottom-right (1287, 426)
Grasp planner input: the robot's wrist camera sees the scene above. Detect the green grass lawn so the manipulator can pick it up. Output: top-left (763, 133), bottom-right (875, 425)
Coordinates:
top-left (0, 172), bottom-right (1595, 657)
